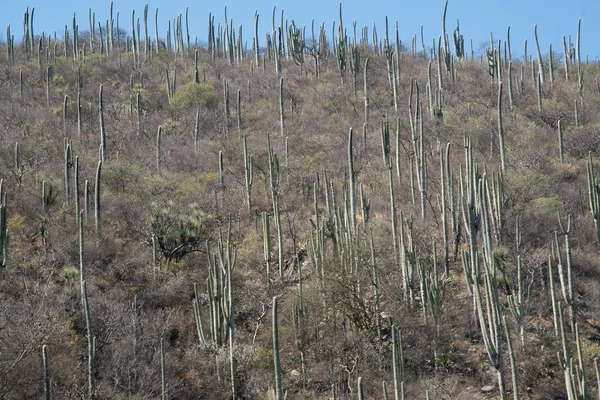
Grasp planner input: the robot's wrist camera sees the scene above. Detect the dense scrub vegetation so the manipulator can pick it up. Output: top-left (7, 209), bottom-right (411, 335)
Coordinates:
top-left (1, 3), bottom-right (600, 399)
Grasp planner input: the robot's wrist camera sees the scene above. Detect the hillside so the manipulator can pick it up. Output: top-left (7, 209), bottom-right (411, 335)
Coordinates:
top-left (1, 3), bottom-right (600, 399)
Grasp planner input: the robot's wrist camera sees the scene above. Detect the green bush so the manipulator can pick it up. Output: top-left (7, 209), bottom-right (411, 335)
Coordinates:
top-left (170, 82), bottom-right (217, 109)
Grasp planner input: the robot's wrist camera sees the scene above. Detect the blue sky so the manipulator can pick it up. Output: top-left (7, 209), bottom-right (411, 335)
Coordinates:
top-left (2, 0), bottom-right (599, 59)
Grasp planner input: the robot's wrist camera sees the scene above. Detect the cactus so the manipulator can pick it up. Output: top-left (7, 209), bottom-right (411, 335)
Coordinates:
top-left (236, 89), bottom-right (242, 136)
top-left (64, 138), bottom-right (73, 206)
top-left (287, 20), bottom-right (305, 68)
top-left (453, 19), bottom-right (464, 59)
top-left (243, 136), bottom-right (253, 214)
top-left (507, 62), bottom-right (514, 108)
top-left (268, 139), bottom-right (284, 278)
top-left (381, 118), bottom-right (390, 168)
top-left (273, 296), bottom-right (283, 400)
top-left (192, 282), bottom-right (206, 343)
top-left (586, 152), bottom-right (600, 246)
top-left (348, 128), bottom-right (356, 231)
top-left (497, 81), bottom-right (507, 172)
top-left (548, 253), bottom-right (562, 338)
top-left (558, 306), bottom-right (588, 399)
top-left (438, 144), bottom-right (450, 273)
top-left (205, 218), bottom-right (237, 348)
top-left (576, 19), bottom-right (583, 97)
top-left (364, 58), bottom-right (370, 128)
top-left (507, 256), bottom-right (532, 348)
top-left (99, 84), bottom-right (107, 162)
top-left (503, 315), bottom-right (519, 400)
top-left (75, 156), bottom-right (81, 229)
top-left (279, 77), bottom-right (285, 137)
top-left (263, 211), bottom-right (271, 280)
top-left (42, 344), bottom-right (51, 400)
top-left (594, 358), bottom-right (599, 399)
top-left (156, 126), bottom-right (162, 176)
top-left (557, 120), bottom-right (564, 163)
top-left (534, 25), bottom-right (545, 86)
top-left (473, 251), bottom-right (507, 400)
top-left (77, 91), bottom-right (82, 137)
top-left (223, 79), bottom-right (229, 133)
top-left (555, 214), bottom-right (575, 332)
top-left (0, 181), bottom-right (8, 268)
top-left (94, 160), bottom-right (102, 240)
top-left (391, 324), bottom-right (405, 400)
top-left (160, 337), bottom-right (168, 400)
top-left (79, 210), bottom-right (95, 399)
top-left (357, 377), bottom-right (364, 400)
top-left (253, 11), bottom-right (260, 67)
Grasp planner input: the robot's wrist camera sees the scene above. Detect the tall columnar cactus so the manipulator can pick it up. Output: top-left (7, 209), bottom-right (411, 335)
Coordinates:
top-left (236, 89), bottom-right (242, 136)
top-left (497, 81), bottom-right (507, 173)
top-left (46, 66), bottom-right (51, 106)
top-left (77, 91), bottom-right (82, 137)
top-left (558, 307), bottom-right (588, 399)
top-left (533, 25), bottom-right (545, 86)
top-left (272, 296), bottom-right (283, 400)
top-left (348, 128), bottom-right (356, 231)
top-left (473, 252), bottom-right (507, 400)
top-left (160, 337), bottom-right (168, 400)
top-left (19, 69), bottom-right (23, 101)
top-left (387, 153), bottom-right (400, 280)
top-left (0, 181), bottom-right (8, 268)
top-left (391, 324), bottom-right (405, 400)
top-left (268, 140), bottom-right (284, 278)
top-left (75, 156), bottom-right (81, 229)
top-left (557, 120), bottom-right (564, 163)
top-left (193, 107), bottom-right (201, 150)
top-left (223, 79), bottom-right (230, 133)
top-left (42, 344), bottom-right (50, 400)
top-left (79, 211), bottom-right (95, 399)
top-left (263, 211), bottom-right (271, 280)
top-left (99, 84), bottom-right (107, 162)
top-left (64, 138), bottom-right (73, 206)
top-left (507, 256), bottom-right (532, 348)
top-left (253, 11), bottom-right (260, 67)
top-left (154, 8), bottom-right (160, 54)
top-left (576, 19), bottom-right (583, 97)
top-left (192, 282), bottom-right (206, 343)
top-left (205, 218), bottom-right (237, 350)
top-left (287, 20), bottom-right (305, 69)
top-left (279, 77), bottom-right (285, 137)
top-left (243, 136), bottom-right (253, 214)
top-left (357, 377), bottom-right (364, 400)
top-left (536, 72), bottom-right (543, 113)
top-left (507, 62), bottom-right (514, 108)
top-left (586, 152), bottom-right (600, 245)
top-left (453, 19), bottom-right (464, 59)
top-left (381, 118), bottom-right (390, 168)
top-left (438, 146), bottom-right (450, 276)
top-left (555, 214), bottom-right (575, 332)
top-left (95, 161), bottom-right (102, 240)
top-left (548, 43), bottom-right (555, 85)
top-left (441, 0), bottom-right (450, 71)
top-left (364, 58), bottom-right (370, 128)
top-left (502, 315), bottom-right (519, 400)
top-left (156, 126), bottom-right (162, 176)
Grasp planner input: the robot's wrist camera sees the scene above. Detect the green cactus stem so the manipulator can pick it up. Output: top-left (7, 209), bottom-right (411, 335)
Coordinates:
top-left (42, 344), bottom-right (50, 400)
top-left (273, 296), bottom-right (283, 400)
top-left (94, 160), bottom-right (102, 240)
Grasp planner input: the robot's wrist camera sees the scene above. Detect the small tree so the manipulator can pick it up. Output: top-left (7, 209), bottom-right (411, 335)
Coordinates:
top-left (149, 201), bottom-right (215, 263)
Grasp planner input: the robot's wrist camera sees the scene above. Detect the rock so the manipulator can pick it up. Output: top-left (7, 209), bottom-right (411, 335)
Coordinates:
top-left (481, 385), bottom-right (495, 393)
